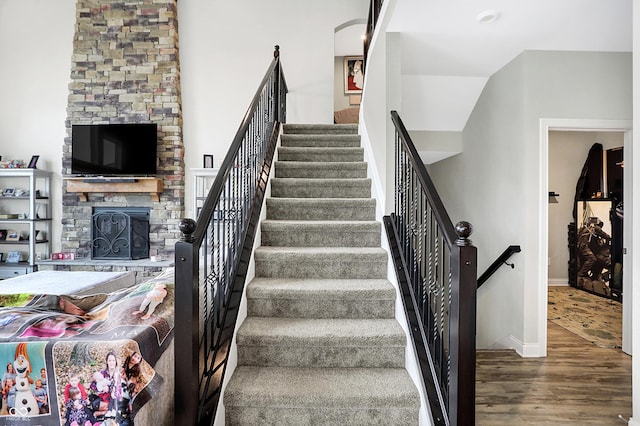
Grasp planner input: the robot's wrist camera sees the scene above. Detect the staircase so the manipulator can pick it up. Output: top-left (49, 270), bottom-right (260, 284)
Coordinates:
top-left (224, 124), bottom-right (420, 424)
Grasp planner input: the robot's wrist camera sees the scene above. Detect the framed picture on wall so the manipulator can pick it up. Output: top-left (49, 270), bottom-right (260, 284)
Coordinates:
top-left (203, 154), bottom-right (214, 168)
top-left (344, 56), bottom-right (364, 94)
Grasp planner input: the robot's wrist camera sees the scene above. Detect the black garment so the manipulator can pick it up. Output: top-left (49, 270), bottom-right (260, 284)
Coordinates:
top-left (572, 143), bottom-right (603, 220)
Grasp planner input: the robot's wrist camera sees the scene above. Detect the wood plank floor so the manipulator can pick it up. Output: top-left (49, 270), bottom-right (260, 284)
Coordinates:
top-left (476, 321), bottom-right (631, 425)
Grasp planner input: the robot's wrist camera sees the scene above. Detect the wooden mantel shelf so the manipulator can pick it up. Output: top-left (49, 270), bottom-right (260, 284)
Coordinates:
top-left (66, 177), bottom-right (164, 202)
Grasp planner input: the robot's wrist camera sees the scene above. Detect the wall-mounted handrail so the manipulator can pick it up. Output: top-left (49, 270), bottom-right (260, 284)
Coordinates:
top-left (477, 245), bottom-right (522, 288)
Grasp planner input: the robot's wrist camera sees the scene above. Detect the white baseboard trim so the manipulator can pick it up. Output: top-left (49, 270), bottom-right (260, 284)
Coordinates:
top-left (548, 278), bottom-right (569, 286)
top-left (486, 335), bottom-right (544, 358)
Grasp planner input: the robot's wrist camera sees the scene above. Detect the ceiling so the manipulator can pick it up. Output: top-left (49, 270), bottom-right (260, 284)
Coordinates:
top-left (387, 0), bottom-right (632, 78)
top-left (382, 0), bottom-right (633, 138)
top-left (334, 22), bottom-right (366, 57)
top-left (334, 0), bottom-right (632, 142)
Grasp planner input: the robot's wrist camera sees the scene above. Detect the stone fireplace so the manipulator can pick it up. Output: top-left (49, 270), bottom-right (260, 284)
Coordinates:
top-left (61, 0), bottom-right (183, 261)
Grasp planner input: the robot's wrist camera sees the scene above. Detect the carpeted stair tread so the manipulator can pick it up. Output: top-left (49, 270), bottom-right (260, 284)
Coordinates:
top-left (261, 220), bottom-right (380, 247)
top-left (274, 161), bottom-right (367, 178)
top-left (278, 146), bottom-right (364, 162)
top-left (247, 277), bottom-right (395, 300)
top-left (225, 366), bottom-right (420, 408)
top-left (266, 198), bottom-right (376, 221)
top-left (255, 246), bottom-right (387, 257)
top-left (255, 247), bottom-right (387, 279)
top-left (283, 123), bottom-right (358, 134)
top-left (280, 134), bottom-right (361, 148)
top-left (271, 177), bottom-right (371, 198)
top-left (237, 317), bottom-right (405, 346)
top-left (246, 278), bottom-right (396, 319)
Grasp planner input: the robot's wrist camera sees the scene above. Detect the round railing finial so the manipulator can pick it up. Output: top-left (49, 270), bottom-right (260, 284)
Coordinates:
top-left (179, 218), bottom-right (196, 242)
top-left (455, 221), bottom-right (473, 246)
top-left (274, 45), bottom-right (280, 58)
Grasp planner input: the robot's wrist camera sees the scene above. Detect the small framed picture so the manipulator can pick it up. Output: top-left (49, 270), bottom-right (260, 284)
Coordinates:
top-left (2, 188), bottom-right (15, 197)
top-left (28, 155), bottom-right (39, 169)
top-left (344, 56), bottom-right (364, 95)
top-left (5, 230), bottom-right (20, 242)
top-left (203, 154), bottom-right (214, 168)
top-left (5, 251), bottom-right (21, 263)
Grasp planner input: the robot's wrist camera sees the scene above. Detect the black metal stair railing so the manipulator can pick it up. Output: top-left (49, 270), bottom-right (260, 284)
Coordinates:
top-left (384, 111), bottom-right (477, 426)
top-left (363, 0), bottom-right (383, 74)
top-left (174, 46), bottom-right (287, 426)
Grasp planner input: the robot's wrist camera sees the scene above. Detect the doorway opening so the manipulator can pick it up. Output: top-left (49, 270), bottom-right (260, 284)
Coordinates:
top-left (333, 20), bottom-right (365, 124)
top-left (540, 119), bottom-right (632, 356)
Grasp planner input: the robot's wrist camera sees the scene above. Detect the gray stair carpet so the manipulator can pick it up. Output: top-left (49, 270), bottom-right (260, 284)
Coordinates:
top-left (224, 123), bottom-right (420, 425)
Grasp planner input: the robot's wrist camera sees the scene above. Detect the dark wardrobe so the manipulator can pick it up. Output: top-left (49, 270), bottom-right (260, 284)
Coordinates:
top-left (568, 144), bottom-right (623, 301)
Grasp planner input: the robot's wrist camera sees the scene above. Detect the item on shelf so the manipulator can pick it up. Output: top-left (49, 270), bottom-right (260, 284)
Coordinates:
top-left (5, 251), bottom-right (21, 263)
top-left (0, 253), bottom-right (3, 262)
top-left (2, 188), bottom-right (15, 196)
top-left (0, 214), bottom-right (18, 219)
top-left (28, 155), bottom-right (39, 169)
top-left (51, 252), bottom-right (75, 260)
top-left (0, 160), bottom-right (26, 169)
top-left (5, 230), bottom-right (20, 241)
top-left (0, 230), bottom-right (5, 240)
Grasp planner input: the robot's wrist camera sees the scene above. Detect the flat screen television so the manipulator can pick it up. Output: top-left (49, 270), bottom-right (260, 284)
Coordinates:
top-left (71, 123), bottom-right (158, 176)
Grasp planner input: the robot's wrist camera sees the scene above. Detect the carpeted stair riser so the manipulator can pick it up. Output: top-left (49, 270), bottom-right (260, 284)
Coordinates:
top-left (278, 146), bottom-right (364, 162)
top-left (225, 367), bottom-right (419, 425)
top-left (274, 161), bottom-right (367, 179)
top-left (246, 278), bottom-right (395, 319)
top-left (280, 134), bottom-right (361, 147)
top-left (261, 220), bottom-right (380, 247)
top-left (266, 198), bottom-right (376, 221)
top-left (271, 178), bottom-right (371, 198)
top-left (236, 317), bottom-right (406, 368)
top-left (255, 247), bottom-right (387, 279)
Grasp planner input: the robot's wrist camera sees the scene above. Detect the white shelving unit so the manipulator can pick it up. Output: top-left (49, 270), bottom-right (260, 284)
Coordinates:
top-left (0, 168), bottom-right (52, 279)
top-left (192, 167), bottom-right (219, 219)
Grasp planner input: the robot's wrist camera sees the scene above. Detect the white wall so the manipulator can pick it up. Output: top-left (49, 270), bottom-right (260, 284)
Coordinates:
top-left (178, 0), bottom-right (368, 217)
top-left (429, 50), bottom-right (632, 353)
top-left (0, 0), bottom-right (369, 232)
top-left (631, 2), bottom-right (640, 424)
top-left (0, 1), bottom-right (76, 252)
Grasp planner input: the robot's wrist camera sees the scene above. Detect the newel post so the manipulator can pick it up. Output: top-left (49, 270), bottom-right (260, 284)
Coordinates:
top-left (174, 217), bottom-right (199, 424)
top-left (451, 220), bottom-right (477, 425)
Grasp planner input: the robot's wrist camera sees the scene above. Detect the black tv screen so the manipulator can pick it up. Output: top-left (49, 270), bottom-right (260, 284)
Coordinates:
top-left (71, 123), bottom-right (158, 176)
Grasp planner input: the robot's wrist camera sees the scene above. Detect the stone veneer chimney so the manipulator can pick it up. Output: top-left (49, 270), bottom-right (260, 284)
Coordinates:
top-left (62, 0), bottom-right (183, 260)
